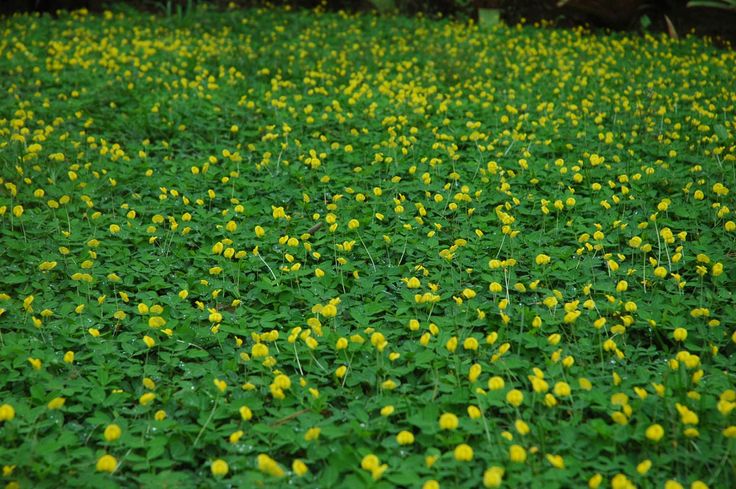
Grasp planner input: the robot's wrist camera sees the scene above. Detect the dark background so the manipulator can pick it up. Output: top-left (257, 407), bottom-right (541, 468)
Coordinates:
top-left (2, 0), bottom-right (735, 44)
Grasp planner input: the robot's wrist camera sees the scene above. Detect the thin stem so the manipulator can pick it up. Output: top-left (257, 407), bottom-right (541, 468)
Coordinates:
top-left (193, 396), bottom-right (219, 447)
top-left (256, 253), bottom-right (279, 285)
top-left (357, 231), bottom-right (376, 272)
top-left (294, 343), bottom-right (304, 376)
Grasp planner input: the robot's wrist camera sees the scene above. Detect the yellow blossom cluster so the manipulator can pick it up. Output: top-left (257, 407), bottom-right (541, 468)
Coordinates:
top-left (0, 4), bottom-right (734, 489)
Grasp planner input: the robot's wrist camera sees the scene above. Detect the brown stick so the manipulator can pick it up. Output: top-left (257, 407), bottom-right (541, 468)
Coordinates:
top-left (306, 221), bottom-right (323, 235)
top-left (271, 408), bottom-right (310, 427)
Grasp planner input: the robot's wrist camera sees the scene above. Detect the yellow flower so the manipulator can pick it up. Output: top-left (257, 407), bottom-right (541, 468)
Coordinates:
top-left (148, 316), bottom-right (166, 328)
top-left (461, 288), bottom-right (476, 299)
top-left (664, 481), bottom-right (684, 489)
top-left (257, 454), bottom-right (285, 477)
top-left (104, 424), bottom-right (122, 442)
top-left (488, 376), bottom-right (505, 390)
top-left (553, 382), bottom-right (571, 397)
top-left (530, 377), bottom-right (549, 393)
top-left (506, 389), bottom-right (524, 407)
top-left (673, 328), bottom-right (687, 342)
top-left (361, 454), bottom-right (379, 471)
top-left (96, 454), bottom-right (117, 473)
top-left (675, 403), bottom-right (699, 425)
top-left (509, 445), bottom-right (527, 463)
top-left (515, 419), bottom-right (530, 435)
top-left (406, 277), bottom-right (421, 289)
top-left (645, 423), bottom-right (664, 442)
top-left (396, 430), bottom-right (414, 445)
top-left (38, 261), bottom-right (58, 271)
top-left (468, 363), bottom-right (482, 383)
top-left (588, 473), bottom-right (603, 489)
top-left (252, 343), bottom-right (268, 357)
top-left (546, 454), bottom-right (565, 469)
top-left (463, 337), bottom-right (479, 350)
top-left (535, 254), bottom-right (551, 265)
top-left (271, 206), bottom-right (286, 219)
top-left (304, 427), bottom-right (321, 441)
top-left (240, 405), bottom-right (253, 420)
top-left (292, 459), bottom-right (308, 476)
top-left (47, 397), bottom-right (65, 410)
top-left (142, 336), bottom-right (156, 348)
top-left (139, 392), bottom-right (156, 406)
top-left (370, 463), bottom-right (388, 480)
top-left (636, 459), bottom-right (651, 474)
top-left (335, 365), bottom-right (347, 378)
top-left (320, 303), bottom-right (337, 318)
top-left (211, 459), bottom-right (229, 477)
top-left (0, 404), bottom-right (15, 421)
top-left (213, 378), bottom-right (227, 393)
top-left (483, 466), bottom-right (504, 488)
top-left (154, 410), bottom-right (167, 421)
top-left (28, 357), bottom-right (42, 370)
top-left (467, 405), bottom-right (481, 419)
top-left (544, 393), bottom-right (558, 407)
top-left (229, 430), bottom-right (244, 443)
top-left (453, 444), bottom-right (473, 462)
top-left (611, 474), bottom-right (634, 489)
top-left (439, 412), bottom-right (459, 430)
top-left (348, 219), bottom-right (359, 230)
top-left (380, 405), bottom-right (395, 416)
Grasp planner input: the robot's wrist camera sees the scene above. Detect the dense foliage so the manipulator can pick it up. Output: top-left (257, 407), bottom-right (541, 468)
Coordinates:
top-left (0, 5), bottom-right (735, 489)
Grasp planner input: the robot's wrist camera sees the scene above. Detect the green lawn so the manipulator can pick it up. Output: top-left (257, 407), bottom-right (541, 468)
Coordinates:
top-left (0, 5), bottom-right (735, 488)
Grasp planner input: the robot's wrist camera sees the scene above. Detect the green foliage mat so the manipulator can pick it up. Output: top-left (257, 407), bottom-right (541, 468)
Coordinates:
top-left (0, 5), bottom-right (735, 489)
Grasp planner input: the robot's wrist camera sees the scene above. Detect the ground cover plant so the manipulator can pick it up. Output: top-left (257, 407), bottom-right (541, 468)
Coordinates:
top-left (0, 4), bottom-right (735, 488)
